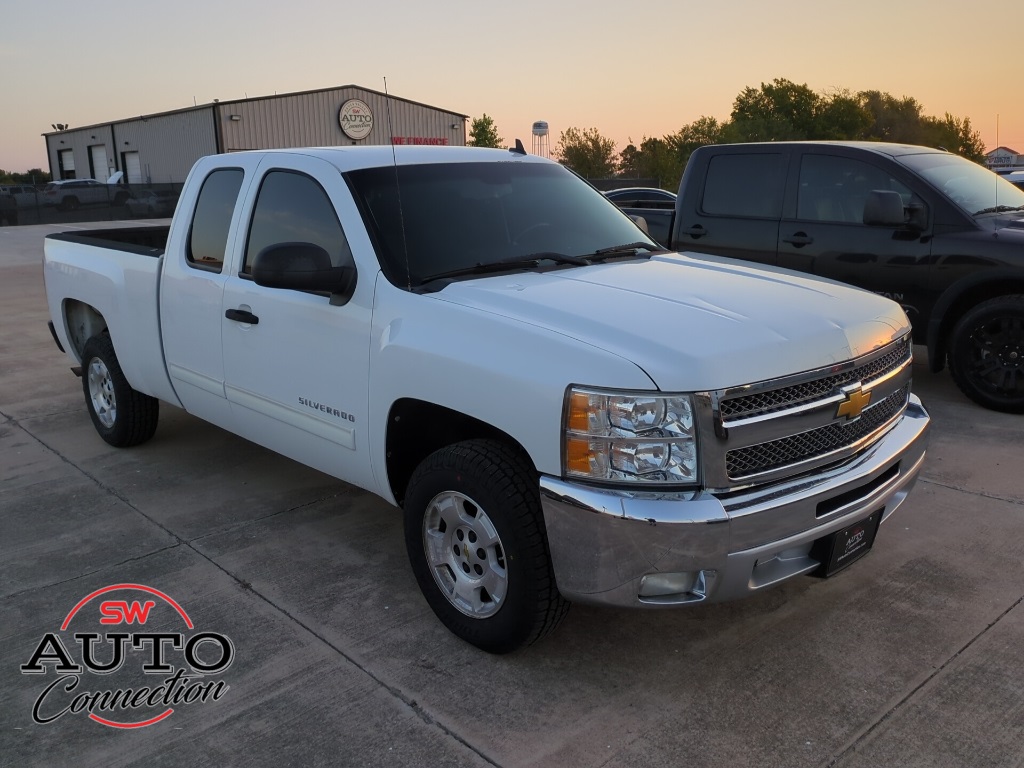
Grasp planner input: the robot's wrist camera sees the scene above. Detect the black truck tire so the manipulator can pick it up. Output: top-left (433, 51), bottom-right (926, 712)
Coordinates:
top-left (404, 439), bottom-right (569, 653)
top-left (948, 295), bottom-right (1024, 413)
top-left (81, 334), bottom-right (160, 446)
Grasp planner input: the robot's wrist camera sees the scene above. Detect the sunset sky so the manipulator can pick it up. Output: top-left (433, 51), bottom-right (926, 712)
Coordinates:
top-left (2, 0), bottom-right (1021, 172)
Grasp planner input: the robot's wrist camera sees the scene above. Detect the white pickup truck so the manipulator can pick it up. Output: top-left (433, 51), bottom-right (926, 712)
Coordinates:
top-left (43, 146), bottom-right (930, 653)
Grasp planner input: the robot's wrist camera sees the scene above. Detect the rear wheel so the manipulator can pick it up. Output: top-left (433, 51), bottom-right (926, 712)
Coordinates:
top-left (81, 334), bottom-right (159, 446)
top-left (404, 439), bottom-right (569, 653)
top-left (948, 295), bottom-right (1024, 413)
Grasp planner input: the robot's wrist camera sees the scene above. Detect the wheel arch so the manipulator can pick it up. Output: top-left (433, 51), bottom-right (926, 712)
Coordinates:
top-left (926, 271), bottom-right (1024, 372)
top-left (385, 398), bottom-right (536, 507)
top-left (62, 299), bottom-right (109, 363)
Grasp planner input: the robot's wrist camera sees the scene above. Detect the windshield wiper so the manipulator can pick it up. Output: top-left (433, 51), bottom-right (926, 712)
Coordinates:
top-left (972, 204), bottom-right (1024, 216)
top-left (590, 241), bottom-right (668, 261)
top-left (418, 253), bottom-right (590, 284)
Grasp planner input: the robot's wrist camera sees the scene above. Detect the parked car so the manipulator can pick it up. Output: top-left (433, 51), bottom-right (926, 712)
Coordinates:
top-left (1004, 171), bottom-right (1024, 191)
top-left (604, 187), bottom-right (677, 245)
top-left (664, 141), bottom-right (1024, 413)
top-left (125, 189), bottom-right (179, 218)
top-left (43, 145), bottom-right (929, 652)
top-left (0, 184), bottom-right (41, 208)
top-left (41, 179), bottom-right (130, 210)
top-left (603, 187), bottom-right (677, 207)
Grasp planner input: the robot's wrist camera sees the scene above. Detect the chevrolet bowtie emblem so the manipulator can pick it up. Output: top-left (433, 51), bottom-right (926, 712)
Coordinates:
top-left (837, 387), bottom-right (872, 420)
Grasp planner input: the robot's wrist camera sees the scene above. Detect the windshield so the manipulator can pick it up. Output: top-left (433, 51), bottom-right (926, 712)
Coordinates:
top-left (896, 152), bottom-right (1024, 216)
top-left (345, 161), bottom-right (658, 288)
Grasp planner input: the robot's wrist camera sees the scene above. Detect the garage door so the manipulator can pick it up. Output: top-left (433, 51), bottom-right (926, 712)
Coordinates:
top-left (90, 145), bottom-right (109, 181)
top-left (123, 151), bottom-right (142, 184)
top-left (59, 149), bottom-right (75, 179)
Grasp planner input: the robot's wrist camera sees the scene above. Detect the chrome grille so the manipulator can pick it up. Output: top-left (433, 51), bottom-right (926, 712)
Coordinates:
top-left (719, 336), bottom-right (912, 420)
top-left (725, 385), bottom-right (910, 480)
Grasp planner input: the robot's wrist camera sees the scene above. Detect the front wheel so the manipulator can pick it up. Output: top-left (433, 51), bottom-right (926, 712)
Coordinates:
top-left (404, 440), bottom-right (569, 653)
top-left (81, 334), bottom-right (159, 446)
top-left (948, 295), bottom-right (1024, 413)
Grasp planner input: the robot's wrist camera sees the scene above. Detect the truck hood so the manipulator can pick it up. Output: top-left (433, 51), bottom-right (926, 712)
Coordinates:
top-left (431, 252), bottom-right (910, 392)
top-left (979, 212), bottom-right (1024, 235)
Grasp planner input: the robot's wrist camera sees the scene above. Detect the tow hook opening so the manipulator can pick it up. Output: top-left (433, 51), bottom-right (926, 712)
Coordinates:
top-left (638, 570), bottom-right (715, 604)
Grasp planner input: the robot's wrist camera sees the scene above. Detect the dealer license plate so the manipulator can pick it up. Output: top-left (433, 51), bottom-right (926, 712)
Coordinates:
top-left (812, 510), bottom-right (882, 577)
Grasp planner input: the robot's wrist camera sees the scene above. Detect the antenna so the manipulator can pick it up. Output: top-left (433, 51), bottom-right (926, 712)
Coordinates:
top-left (384, 77), bottom-right (412, 290)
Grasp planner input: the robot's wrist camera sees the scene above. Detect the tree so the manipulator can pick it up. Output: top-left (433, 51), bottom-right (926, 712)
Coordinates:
top-left (815, 90), bottom-right (872, 140)
top-left (618, 117), bottom-right (726, 191)
top-left (467, 114), bottom-right (503, 148)
top-left (618, 139), bottom-right (643, 178)
top-left (555, 126), bottom-right (618, 178)
top-left (920, 113), bottom-right (986, 162)
top-left (666, 116), bottom-right (725, 174)
top-left (857, 91), bottom-right (926, 143)
top-left (619, 136), bottom-right (680, 187)
top-left (728, 78), bottom-right (821, 141)
top-left (0, 168), bottom-right (51, 184)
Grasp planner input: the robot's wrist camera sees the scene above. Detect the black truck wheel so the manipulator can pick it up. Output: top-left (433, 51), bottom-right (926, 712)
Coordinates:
top-left (81, 334), bottom-right (159, 446)
top-left (948, 295), bottom-right (1024, 413)
top-left (404, 439), bottom-right (569, 653)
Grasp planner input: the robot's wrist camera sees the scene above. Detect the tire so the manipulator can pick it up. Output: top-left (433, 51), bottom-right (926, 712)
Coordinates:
top-left (404, 439), bottom-right (569, 653)
top-left (81, 334), bottom-right (159, 446)
top-left (948, 295), bottom-right (1024, 413)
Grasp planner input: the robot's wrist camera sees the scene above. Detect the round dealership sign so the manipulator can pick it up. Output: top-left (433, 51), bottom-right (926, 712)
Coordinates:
top-left (338, 99), bottom-right (374, 140)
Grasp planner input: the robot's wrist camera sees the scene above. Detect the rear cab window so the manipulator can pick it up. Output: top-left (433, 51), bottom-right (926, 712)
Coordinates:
top-left (187, 169), bottom-right (245, 272)
top-left (702, 153), bottom-right (786, 219)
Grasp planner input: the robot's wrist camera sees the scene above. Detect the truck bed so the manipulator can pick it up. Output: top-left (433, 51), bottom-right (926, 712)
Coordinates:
top-left (45, 225), bottom-right (169, 256)
top-left (43, 225), bottom-right (179, 406)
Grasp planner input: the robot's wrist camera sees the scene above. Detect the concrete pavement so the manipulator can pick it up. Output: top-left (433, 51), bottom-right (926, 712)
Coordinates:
top-left (1, 222), bottom-right (1022, 767)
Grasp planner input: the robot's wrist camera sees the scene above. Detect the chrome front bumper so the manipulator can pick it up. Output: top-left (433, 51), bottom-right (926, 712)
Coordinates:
top-left (539, 395), bottom-right (930, 607)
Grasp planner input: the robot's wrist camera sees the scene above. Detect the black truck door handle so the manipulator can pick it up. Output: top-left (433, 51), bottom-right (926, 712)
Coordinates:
top-left (225, 308), bottom-right (259, 325)
top-left (783, 232), bottom-right (814, 247)
top-left (680, 224), bottom-right (707, 238)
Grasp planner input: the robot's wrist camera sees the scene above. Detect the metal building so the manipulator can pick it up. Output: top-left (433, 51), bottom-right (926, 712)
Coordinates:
top-left (42, 85), bottom-right (468, 184)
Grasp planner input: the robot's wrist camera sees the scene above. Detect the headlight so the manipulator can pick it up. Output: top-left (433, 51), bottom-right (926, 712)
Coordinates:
top-left (562, 386), bottom-right (699, 485)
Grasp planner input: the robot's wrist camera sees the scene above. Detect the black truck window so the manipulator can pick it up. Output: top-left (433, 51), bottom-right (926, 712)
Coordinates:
top-left (242, 170), bottom-right (353, 274)
top-left (702, 154), bottom-right (785, 219)
top-left (187, 169), bottom-right (244, 272)
top-left (797, 155), bottom-right (912, 223)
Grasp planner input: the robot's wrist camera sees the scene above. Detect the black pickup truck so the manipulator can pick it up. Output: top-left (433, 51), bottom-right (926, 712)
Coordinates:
top-left (626, 142), bottom-right (1024, 412)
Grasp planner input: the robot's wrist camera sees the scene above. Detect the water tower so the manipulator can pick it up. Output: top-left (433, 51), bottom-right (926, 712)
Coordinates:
top-left (532, 121), bottom-right (550, 158)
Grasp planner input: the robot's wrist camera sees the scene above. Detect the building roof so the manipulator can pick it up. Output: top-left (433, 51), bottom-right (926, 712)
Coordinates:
top-left (986, 146), bottom-right (1020, 156)
top-left (41, 85), bottom-right (468, 137)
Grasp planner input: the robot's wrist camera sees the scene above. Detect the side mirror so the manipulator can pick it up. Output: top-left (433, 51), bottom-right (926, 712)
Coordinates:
top-left (630, 214), bottom-right (650, 235)
top-left (252, 242), bottom-right (356, 304)
top-left (863, 190), bottom-right (906, 227)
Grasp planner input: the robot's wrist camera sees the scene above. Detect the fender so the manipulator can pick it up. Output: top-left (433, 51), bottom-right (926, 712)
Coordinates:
top-left (926, 267), bottom-right (1024, 372)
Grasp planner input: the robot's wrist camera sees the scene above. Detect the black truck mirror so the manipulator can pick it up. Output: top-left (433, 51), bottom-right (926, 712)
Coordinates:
top-left (863, 190), bottom-right (906, 227)
top-left (252, 242), bottom-right (356, 304)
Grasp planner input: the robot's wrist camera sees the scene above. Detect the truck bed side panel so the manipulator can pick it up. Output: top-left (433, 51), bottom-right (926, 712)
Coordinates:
top-left (43, 238), bottom-right (181, 406)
